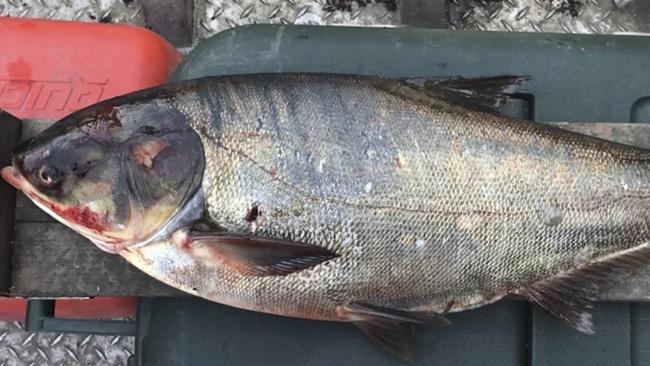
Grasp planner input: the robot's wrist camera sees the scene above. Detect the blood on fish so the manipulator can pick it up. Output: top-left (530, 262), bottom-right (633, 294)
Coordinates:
top-left (50, 204), bottom-right (109, 232)
top-left (241, 131), bottom-right (259, 138)
top-left (245, 205), bottom-right (260, 222)
top-left (180, 240), bottom-right (193, 251)
top-left (94, 104), bottom-right (115, 119)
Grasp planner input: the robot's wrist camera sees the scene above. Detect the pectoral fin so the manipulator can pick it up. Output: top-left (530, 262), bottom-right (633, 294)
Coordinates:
top-left (340, 302), bottom-right (450, 362)
top-left (174, 230), bottom-right (339, 276)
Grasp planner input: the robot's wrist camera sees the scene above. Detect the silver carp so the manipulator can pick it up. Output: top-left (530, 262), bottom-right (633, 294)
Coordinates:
top-left (4, 74), bottom-right (650, 360)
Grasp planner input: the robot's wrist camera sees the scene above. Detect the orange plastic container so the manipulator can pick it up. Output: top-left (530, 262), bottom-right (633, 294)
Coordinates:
top-left (0, 17), bottom-right (181, 120)
top-left (0, 17), bottom-right (180, 320)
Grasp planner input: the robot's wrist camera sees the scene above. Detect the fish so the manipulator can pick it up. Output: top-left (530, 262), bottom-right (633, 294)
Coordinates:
top-left (4, 73), bottom-right (650, 361)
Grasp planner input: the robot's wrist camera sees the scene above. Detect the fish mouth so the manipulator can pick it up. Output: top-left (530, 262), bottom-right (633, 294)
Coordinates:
top-left (1, 165), bottom-right (127, 254)
top-left (1, 166), bottom-right (23, 190)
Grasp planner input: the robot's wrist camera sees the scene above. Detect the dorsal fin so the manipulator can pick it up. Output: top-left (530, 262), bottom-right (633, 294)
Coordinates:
top-left (517, 244), bottom-right (650, 334)
top-left (397, 75), bottom-right (528, 113)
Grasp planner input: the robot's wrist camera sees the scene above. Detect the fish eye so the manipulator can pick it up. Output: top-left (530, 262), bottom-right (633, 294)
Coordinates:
top-left (36, 164), bottom-right (61, 188)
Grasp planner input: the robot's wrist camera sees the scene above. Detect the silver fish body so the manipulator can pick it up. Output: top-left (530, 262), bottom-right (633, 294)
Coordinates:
top-left (119, 74), bottom-right (650, 321)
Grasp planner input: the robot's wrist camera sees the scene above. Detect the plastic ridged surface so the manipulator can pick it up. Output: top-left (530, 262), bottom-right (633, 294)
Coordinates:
top-left (0, 321), bottom-right (133, 366)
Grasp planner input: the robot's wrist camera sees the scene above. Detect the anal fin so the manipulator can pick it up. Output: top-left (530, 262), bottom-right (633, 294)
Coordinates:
top-left (517, 244), bottom-right (650, 334)
top-left (340, 302), bottom-right (450, 362)
top-left (353, 316), bottom-right (417, 362)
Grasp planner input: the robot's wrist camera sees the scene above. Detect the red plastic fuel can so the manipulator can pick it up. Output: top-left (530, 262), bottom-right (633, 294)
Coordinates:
top-left (0, 17), bottom-right (181, 120)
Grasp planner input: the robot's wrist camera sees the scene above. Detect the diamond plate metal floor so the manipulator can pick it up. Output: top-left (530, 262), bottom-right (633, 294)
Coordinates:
top-left (0, 321), bottom-right (133, 366)
top-left (0, 0), bottom-right (145, 25)
top-left (453, 0), bottom-right (649, 34)
top-left (194, 0), bottom-right (399, 40)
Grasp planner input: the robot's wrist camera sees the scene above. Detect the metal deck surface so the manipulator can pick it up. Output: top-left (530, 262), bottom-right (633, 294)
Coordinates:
top-left (455, 0), bottom-right (650, 34)
top-left (0, 321), bottom-right (133, 366)
top-left (0, 0), bottom-right (145, 25)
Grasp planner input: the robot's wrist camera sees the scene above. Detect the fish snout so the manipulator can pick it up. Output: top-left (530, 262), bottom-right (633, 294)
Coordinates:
top-left (1, 166), bottom-right (23, 190)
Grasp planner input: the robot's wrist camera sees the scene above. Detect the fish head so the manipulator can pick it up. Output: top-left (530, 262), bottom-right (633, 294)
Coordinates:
top-left (1, 96), bottom-right (205, 253)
